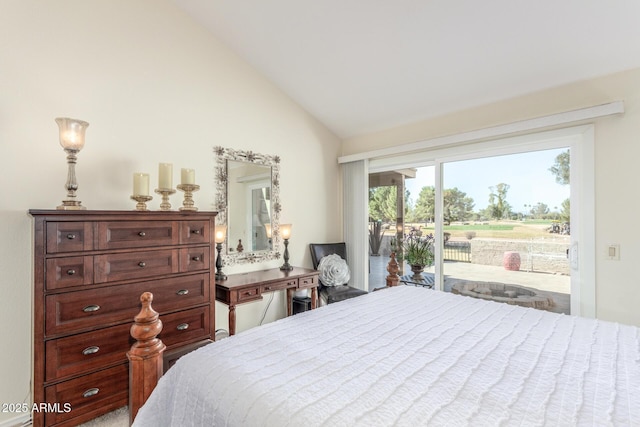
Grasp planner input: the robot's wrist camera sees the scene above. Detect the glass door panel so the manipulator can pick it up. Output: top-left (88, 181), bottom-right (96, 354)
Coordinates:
top-left (441, 149), bottom-right (571, 314)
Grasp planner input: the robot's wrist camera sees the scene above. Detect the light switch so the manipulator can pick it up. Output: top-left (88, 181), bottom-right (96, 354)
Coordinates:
top-left (607, 244), bottom-right (620, 260)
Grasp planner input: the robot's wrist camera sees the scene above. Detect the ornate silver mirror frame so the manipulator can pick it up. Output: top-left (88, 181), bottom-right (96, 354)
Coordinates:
top-left (214, 146), bottom-right (281, 266)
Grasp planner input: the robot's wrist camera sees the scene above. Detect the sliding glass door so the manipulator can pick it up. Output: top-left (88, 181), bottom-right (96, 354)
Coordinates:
top-left (367, 126), bottom-right (592, 315)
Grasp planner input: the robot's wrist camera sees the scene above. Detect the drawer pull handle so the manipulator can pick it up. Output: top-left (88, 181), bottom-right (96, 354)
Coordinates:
top-left (83, 304), bottom-right (100, 313)
top-left (66, 233), bottom-right (76, 240)
top-left (243, 291), bottom-right (254, 296)
top-left (176, 289), bottom-right (189, 296)
top-left (264, 286), bottom-right (271, 291)
top-left (177, 323), bottom-right (189, 331)
top-left (82, 346), bottom-right (100, 355)
top-left (191, 256), bottom-right (201, 262)
top-left (138, 231), bottom-right (146, 237)
top-left (67, 269), bottom-right (76, 275)
top-left (82, 388), bottom-right (99, 398)
top-left (191, 229), bottom-right (201, 234)
top-left (138, 261), bottom-right (146, 268)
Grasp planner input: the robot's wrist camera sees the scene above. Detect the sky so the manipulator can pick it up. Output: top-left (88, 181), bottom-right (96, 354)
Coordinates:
top-left (404, 148), bottom-right (570, 213)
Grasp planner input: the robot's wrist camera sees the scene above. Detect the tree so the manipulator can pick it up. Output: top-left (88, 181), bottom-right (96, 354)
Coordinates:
top-left (549, 149), bottom-right (570, 185)
top-left (531, 202), bottom-right (550, 219)
top-left (487, 183), bottom-right (511, 220)
top-left (443, 188), bottom-right (475, 223)
top-left (368, 186), bottom-right (398, 222)
top-left (411, 186), bottom-right (475, 223)
top-left (560, 198), bottom-right (570, 222)
top-left (412, 186), bottom-right (435, 223)
top-left (549, 150), bottom-right (571, 221)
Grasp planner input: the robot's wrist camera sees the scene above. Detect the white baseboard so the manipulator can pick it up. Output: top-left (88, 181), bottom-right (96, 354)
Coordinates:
top-left (0, 414), bottom-right (31, 427)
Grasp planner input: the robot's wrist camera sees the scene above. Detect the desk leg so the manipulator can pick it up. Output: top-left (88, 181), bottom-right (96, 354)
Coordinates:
top-left (311, 287), bottom-right (317, 309)
top-left (229, 304), bottom-right (236, 336)
top-left (286, 288), bottom-right (293, 316)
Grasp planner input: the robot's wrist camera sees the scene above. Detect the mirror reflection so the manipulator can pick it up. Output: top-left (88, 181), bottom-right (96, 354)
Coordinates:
top-left (227, 160), bottom-right (272, 253)
top-left (214, 146), bottom-right (281, 266)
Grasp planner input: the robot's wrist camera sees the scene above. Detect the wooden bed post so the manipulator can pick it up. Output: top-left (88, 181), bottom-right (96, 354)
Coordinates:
top-left (386, 252), bottom-right (400, 287)
top-left (127, 292), bottom-right (166, 425)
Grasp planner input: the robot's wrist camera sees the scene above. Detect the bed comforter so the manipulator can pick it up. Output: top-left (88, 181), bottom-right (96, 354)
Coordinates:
top-left (133, 286), bottom-right (640, 426)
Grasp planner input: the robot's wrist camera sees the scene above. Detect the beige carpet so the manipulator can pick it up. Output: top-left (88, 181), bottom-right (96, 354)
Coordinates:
top-left (77, 406), bottom-right (129, 427)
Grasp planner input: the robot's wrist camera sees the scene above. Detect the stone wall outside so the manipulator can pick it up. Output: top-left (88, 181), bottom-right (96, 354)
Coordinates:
top-left (374, 236), bottom-right (570, 275)
top-left (470, 238), bottom-right (570, 275)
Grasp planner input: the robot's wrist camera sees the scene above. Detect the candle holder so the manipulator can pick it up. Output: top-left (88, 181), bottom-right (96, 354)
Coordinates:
top-left (130, 195), bottom-right (153, 211)
top-left (177, 184), bottom-right (200, 211)
top-left (154, 188), bottom-right (176, 211)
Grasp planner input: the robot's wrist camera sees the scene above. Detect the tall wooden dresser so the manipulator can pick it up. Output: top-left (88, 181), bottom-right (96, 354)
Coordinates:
top-left (29, 210), bottom-right (217, 427)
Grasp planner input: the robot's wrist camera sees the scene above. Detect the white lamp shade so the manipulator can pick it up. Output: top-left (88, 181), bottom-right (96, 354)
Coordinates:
top-left (56, 117), bottom-right (89, 151)
top-left (215, 226), bottom-right (227, 244)
top-left (280, 224), bottom-right (292, 239)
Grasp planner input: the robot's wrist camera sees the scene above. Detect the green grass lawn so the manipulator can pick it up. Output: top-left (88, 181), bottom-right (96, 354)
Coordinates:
top-left (397, 220), bottom-right (564, 240)
top-left (443, 224), bottom-right (515, 231)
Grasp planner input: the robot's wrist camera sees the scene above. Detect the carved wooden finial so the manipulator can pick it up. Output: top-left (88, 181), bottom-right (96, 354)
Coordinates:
top-left (128, 292), bottom-right (166, 424)
top-left (386, 252), bottom-right (400, 287)
top-left (129, 292), bottom-right (164, 356)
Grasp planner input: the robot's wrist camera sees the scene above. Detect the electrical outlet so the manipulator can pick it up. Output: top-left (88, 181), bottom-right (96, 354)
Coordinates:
top-left (607, 244), bottom-right (620, 260)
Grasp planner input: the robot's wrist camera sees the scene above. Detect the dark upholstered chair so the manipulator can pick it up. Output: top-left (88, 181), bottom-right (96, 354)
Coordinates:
top-left (309, 242), bottom-right (368, 304)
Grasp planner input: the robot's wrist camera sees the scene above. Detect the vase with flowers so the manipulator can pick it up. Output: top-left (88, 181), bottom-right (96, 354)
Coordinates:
top-left (402, 233), bottom-right (435, 280)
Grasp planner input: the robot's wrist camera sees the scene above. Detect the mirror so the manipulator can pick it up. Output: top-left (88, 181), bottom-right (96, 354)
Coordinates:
top-left (214, 146), bottom-right (281, 266)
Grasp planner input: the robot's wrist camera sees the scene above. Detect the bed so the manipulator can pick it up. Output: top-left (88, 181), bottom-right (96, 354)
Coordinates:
top-left (130, 285), bottom-right (640, 426)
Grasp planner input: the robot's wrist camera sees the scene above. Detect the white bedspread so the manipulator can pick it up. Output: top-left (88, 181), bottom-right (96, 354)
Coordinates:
top-left (133, 286), bottom-right (640, 426)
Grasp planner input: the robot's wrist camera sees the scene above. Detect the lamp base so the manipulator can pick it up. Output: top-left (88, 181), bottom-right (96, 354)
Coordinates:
top-left (57, 200), bottom-right (86, 210)
top-left (215, 272), bottom-right (227, 280)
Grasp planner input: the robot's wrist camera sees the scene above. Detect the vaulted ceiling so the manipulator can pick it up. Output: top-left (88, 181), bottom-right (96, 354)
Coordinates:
top-left (172, 0), bottom-right (640, 138)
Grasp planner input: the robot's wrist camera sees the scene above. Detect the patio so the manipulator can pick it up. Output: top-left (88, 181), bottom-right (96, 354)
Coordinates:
top-left (368, 255), bottom-right (570, 314)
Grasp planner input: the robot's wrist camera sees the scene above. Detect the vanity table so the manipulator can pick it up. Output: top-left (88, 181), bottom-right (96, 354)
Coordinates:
top-left (215, 267), bottom-right (319, 335)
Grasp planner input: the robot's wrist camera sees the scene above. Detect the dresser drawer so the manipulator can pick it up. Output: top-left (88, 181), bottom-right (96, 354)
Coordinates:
top-left (299, 274), bottom-right (318, 289)
top-left (46, 256), bottom-right (94, 290)
top-left (237, 286), bottom-right (261, 302)
top-left (44, 364), bottom-right (128, 426)
top-left (180, 220), bottom-right (210, 244)
top-left (97, 221), bottom-right (179, 250)
top-left (146, 274), bottom-right (211, 314)
top-left (46, 222), bottom-right (93, 253)
top-left (261, 278), bottom-right (297, 293)
top-left (45, 323), bottom-right (132, 381)
top-left (46, 274), bottom-right (210, 336)
top-left (94, 249), bottom-right (178, 283)
top-left (180, 246), bottom-right (210, 272)
top-left (159, 306), bottom-right (210, 348)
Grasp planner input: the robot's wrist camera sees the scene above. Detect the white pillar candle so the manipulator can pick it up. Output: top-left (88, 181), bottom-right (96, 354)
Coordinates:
top-left (133, 173), bottom-right (150, 196)
top-left (181, 168), bottom-right (195, 185)
top-left (158, 163), bottom-right (173, 189)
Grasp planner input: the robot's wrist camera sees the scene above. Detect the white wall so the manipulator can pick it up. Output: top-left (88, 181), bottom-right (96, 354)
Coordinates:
top-left (0, 1), bottom-right (342, 423)
top-left (343, 68), bottom-right (640, 328)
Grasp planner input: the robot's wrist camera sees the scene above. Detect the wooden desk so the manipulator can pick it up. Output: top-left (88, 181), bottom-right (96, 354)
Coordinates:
top-left (215, 267), bottom-right (319, 335)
